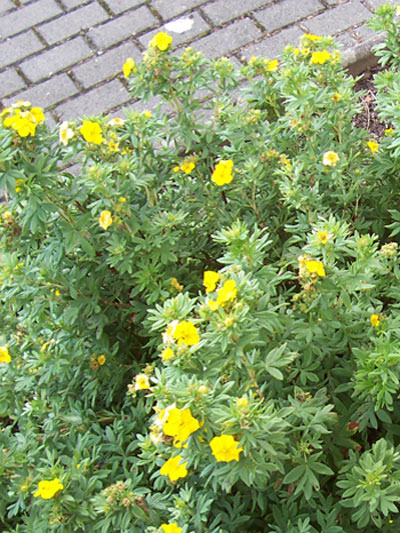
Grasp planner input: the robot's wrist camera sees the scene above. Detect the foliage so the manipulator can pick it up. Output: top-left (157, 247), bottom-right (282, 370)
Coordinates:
top-left (1, 8), bottom-right (400, 530)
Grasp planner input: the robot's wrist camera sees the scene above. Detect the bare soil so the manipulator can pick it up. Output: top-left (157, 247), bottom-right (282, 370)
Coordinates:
top-left (353, 65), bottom-right (388, 138)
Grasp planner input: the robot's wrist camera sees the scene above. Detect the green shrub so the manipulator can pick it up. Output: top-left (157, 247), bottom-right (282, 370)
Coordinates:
top-left (2, 6), bottom-right (400, 530)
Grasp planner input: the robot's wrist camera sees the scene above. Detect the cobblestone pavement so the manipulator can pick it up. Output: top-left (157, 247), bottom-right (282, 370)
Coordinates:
top-left (0, 0), bottom-right (392, 124)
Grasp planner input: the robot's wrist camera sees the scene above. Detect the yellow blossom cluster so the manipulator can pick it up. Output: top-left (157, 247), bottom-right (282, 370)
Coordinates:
top-left (248, 56), bottom-right (279, 72)
top-left (210, 434), bottom-right (243, 462)
top-left (1, 102), bottom-right (45, 137)
top-left (204, 272), bottom-right (237, 311)
top-left (165, 320), bottom-right (200, 347)
top-left (367, 140), bottom-right (379, 154)
top-left (317, 231), bottom-right (329, 245)
top-left (162, 406), bottom-right (201, 447)
top-left (159, 431), bottom-right (243, 481)
top-left (98, 210), bottom-right (113, 230)
top-left (33, 478), bottom-right (63, 499)
top-left (134, 373), bottom-right (150, 390)
top-left (160, 455), bottom-right (188, 481)
top-left (298, 255), bottom-right (326, 279)
top-left (122, 57), bottom-right (136, 78)
top-left (174, 160), bottom-right (196, 174)
top-left (211, 160), bottom-right (234, 186)
top-left (203, 270), bottom-right (220, 292)
top-left (370, 314), bottom-right (381, 328)
top-left (80, 120), bottom-right (104, 145)
top-left (150, 31), bottom-right (173, 51)
top-left (0, 346), bottom-right (11, 364)
top-left (161, 524), bottom-right (182, 533)
top-left (310, 50), bottom-right (331, 65)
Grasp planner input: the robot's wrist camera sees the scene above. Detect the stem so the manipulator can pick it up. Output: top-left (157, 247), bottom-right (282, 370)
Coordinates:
top-left (240, 352), bottom-right (265, 401)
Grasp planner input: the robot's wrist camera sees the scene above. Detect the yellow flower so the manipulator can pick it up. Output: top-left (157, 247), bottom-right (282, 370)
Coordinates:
top-left (302, 34), bottom-right (322, 41)
top-left (322, 151), bottom-right (339, 167)
top-left (180, 161), bottom-right (195, 174)
top-left (161, 347), bottom-right (174, 361)
top-left (267, 59), bottom-right (279, 71)
top-left (80, 120), bottom-right (104, 144)
top-left (212, 159), bottom-right (234, 186)
top-left (98, 210), bottom-right (113, 230)
top-left (0, 346), bottom-right (11, 364)
top-left (8, 113), bottom-right (37, 137)
top-left (161, 524), bottom-right (182, 533)
top-left (30, 107), bottom-right (45, 123)
top-left (385, 128), bottom-right (394, 135)
top-left (305, 260), bottom-right (326, 277)
top-left (134, 373), bottom-right (150, 390)
top-left (210, 434), bottom-right (243, 462)
top-left (171, 277), bottom-right (183, 291)
top-left (310, 50), bottom-right (331, 65)
top-left (172, 321), bottom-right (200, 346)
top-left (97, 355), bottom-right (106, 366)
top-left (33, 478), bottom-right (63, 499)
top-left (216, 279), bottom-right (237, 306)
top-left (208, 299), bottom-right (219, 312)
top-left (370, 314), bottom-right (380, 327)
top-left (163, 407), bottom-right (200, 446)
top-left (150, 32), bottom-right (173, 51)
top-left (203, 270), bottom-right (220, 293)
top-left (15, 179), bottom-right (23, 193)
top-left (317, 231), bottom-right (329, 244)
top-left (143, 110), bottom-right (152, 119)
top-left (236, 397), bottom-right (248, 408)
top-left (122, 57), bottom-right (135, 78)
top-left (59, 121), bottom-right (74, 146)
top-left (367, 140), bottom-right (379, 154)
top-left (108, 140), bottom-right (119, 151)
top-left (119, 196), bottom-right (127, 203)
top-left (332, 93), bottom-right (341, 102)
top-left (160, 455), bottom-right (188, 481)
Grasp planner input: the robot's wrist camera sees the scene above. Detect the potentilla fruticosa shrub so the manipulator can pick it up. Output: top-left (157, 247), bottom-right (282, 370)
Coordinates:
top-left (2, 4), bottom-right (400, 530)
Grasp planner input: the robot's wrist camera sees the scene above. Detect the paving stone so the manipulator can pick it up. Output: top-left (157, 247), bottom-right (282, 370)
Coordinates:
top-left (87, 6), bottom-right (157, 50)
top-left (0, 68), bottom-right (26, 97)
top-left (4, 73), bottom-right (78, 108)
top-left (202, 0), bottom-right (273, 26)
top-left (20, 36), bottom-right (92, 82)
top-left (303, 0), bottom-right (371, 35)
top-left (0, 0), bottom-right (61, 38)
top-left (153, 0), bottom-right (208, 20)
top-left (0, 30), bottom-right (44, 69)
top-left (0, 0), bottom-right (14, 15)
top-left (241, 25), bottom-right (303, 60)
top-left (353, 23), bottom-right (383, 42)
top-left (56, 79), bottom-right (130, 119)
top-left (364, 0), bottom-right (397, 10)
top-left (103, 0), bottom-right (144, 15)
top-left (255, 0), bottom-right (323, 33)
top-left (335, 31), bottom-right (356, 49)
top-left (191, 18), bottom-right (261, 58)
top-left (73, 42), bottom-right (142, 88)
top-left (139, 12), bottom-right (210, 49)
top-left (38, 2), bottom-right (108, 45)
top-left (61, 0), bottom-right (92, 9)
top-left (130, 94), bottom-right (164, 114)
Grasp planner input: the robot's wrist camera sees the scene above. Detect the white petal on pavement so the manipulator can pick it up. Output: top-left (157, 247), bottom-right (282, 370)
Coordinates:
top-left (164, 18), bottom-right (194, 34)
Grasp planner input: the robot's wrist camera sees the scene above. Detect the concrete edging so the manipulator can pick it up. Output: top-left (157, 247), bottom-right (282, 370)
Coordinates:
top-left (342, 32), bottom-right (385, 75)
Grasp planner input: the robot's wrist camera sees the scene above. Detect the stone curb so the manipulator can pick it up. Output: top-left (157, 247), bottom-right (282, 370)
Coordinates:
top-left (342, 31), bottom-right (384, 75)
